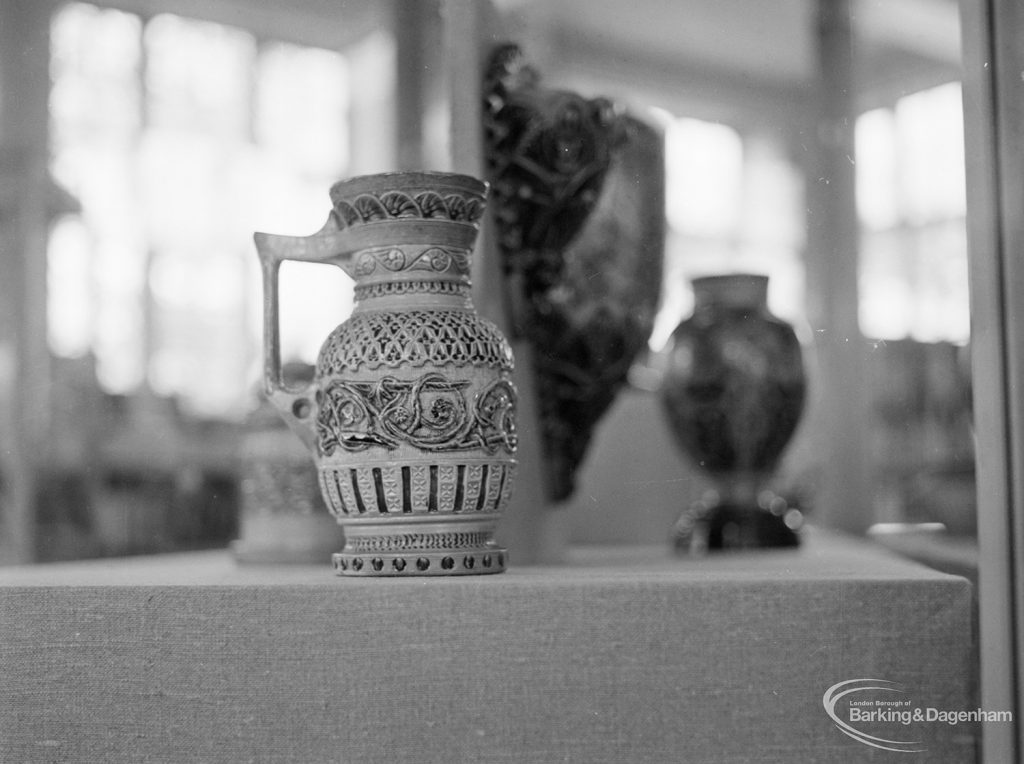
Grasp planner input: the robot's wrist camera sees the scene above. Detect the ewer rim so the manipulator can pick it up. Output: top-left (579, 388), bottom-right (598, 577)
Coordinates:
top-left (329, 170), bottom-right (488, 199)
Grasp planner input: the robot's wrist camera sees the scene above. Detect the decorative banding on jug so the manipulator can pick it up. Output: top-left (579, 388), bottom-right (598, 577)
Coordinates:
top-left (255, 172), bottom-right (517, 576)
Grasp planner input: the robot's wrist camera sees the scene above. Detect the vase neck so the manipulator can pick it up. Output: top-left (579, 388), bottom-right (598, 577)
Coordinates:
top-left (693, 274), bottom-right (769, 311)
top-left (349, 242), bottom-right (474, 312)
top-left (353, 279), bottom-right (473, 312)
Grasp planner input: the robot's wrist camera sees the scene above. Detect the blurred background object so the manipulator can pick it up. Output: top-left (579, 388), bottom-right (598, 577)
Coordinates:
top-left (661, 273), bottom-right (807, 551)
top-left (232, 361), bottom-right (344, 564)
top-left (484, 43), bottom-right (665, 504)
top-left (0, 0), bottom-right (971, 564)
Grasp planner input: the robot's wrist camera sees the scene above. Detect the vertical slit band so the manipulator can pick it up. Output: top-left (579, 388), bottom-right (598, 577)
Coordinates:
top-left (453, 464), bottom-right (466, 512)
top-left (494, 465), bottom-right (508, 512)
top-left (332, 470), bottom-right (348, 514)
top-left (475, 464), bottom-right (490, 511)
top-left (350, 469), bottom-right (367, 514)
top-left (428, 465), bottom-right (438, 512)
top-left (401, 466), bottom-right (412, 513)
top-left (372, 467), bottom-right (388, 513)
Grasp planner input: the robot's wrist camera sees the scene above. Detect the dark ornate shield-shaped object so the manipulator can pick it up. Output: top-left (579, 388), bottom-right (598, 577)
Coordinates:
top-left (484, 44), bottom-right (665, 501)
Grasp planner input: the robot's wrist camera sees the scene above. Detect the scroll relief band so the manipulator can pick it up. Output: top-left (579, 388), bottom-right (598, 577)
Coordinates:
top-left (352, 245), bottom-right (471, 278)
top-left (316, 374), bottom-right (518, 456)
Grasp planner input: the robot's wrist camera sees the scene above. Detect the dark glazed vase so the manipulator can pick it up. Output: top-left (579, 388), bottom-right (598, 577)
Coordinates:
top-left (661, 274), bottom-right (807, 551)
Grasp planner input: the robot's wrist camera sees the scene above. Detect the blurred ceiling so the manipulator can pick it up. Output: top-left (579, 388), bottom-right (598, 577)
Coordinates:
top-left (497, 0), bottom-right (962, 124)
top-left (98, 0), bottom-right (392, 50)
top-left (100, 0), bottom-right (963, 127)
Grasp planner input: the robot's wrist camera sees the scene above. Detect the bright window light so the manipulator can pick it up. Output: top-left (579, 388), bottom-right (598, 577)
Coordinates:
top-left (665, 118), bottom-right (743, 237)
top-left (49, 3), bottom-right (356, 417)
top-left (856, 81), bottom-right (968, 345)
top-left (654, 116), bottom-right (804, 351)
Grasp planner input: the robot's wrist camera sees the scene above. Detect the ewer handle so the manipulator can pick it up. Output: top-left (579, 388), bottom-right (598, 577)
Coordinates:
top-left (253, 225), bottom-right (360, 451)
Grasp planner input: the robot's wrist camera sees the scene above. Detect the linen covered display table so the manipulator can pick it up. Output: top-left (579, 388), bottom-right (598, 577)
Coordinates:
top-left (0, 532), bottom-right (974, 762)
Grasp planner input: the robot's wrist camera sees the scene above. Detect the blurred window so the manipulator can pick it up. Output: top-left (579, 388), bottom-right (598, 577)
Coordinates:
top-left (856, 81), bottom-right (968, 344)
top-left (657, 82), bottom-right (968, 350)
top-left (655, 116), bottom-right (806, 349)
top-left (48, 2), bottom-right (354, 417)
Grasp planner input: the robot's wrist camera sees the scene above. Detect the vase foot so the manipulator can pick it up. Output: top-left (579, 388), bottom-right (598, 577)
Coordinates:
top-left (673, 498), bottom-right (802, 553)
top-left (332, 546), bottom-right (507, 577)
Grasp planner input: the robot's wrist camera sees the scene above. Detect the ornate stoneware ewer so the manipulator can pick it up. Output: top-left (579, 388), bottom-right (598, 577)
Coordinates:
top-left (255, 172), bottom-right (517, 576)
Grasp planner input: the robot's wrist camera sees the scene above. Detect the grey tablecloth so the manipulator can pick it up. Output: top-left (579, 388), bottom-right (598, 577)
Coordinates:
top-left (0, 533), bottom-right (975, 763)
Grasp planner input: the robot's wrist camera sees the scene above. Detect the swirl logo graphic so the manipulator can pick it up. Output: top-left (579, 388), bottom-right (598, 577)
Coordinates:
top-left (822, 679), bottom-right (925, 753)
